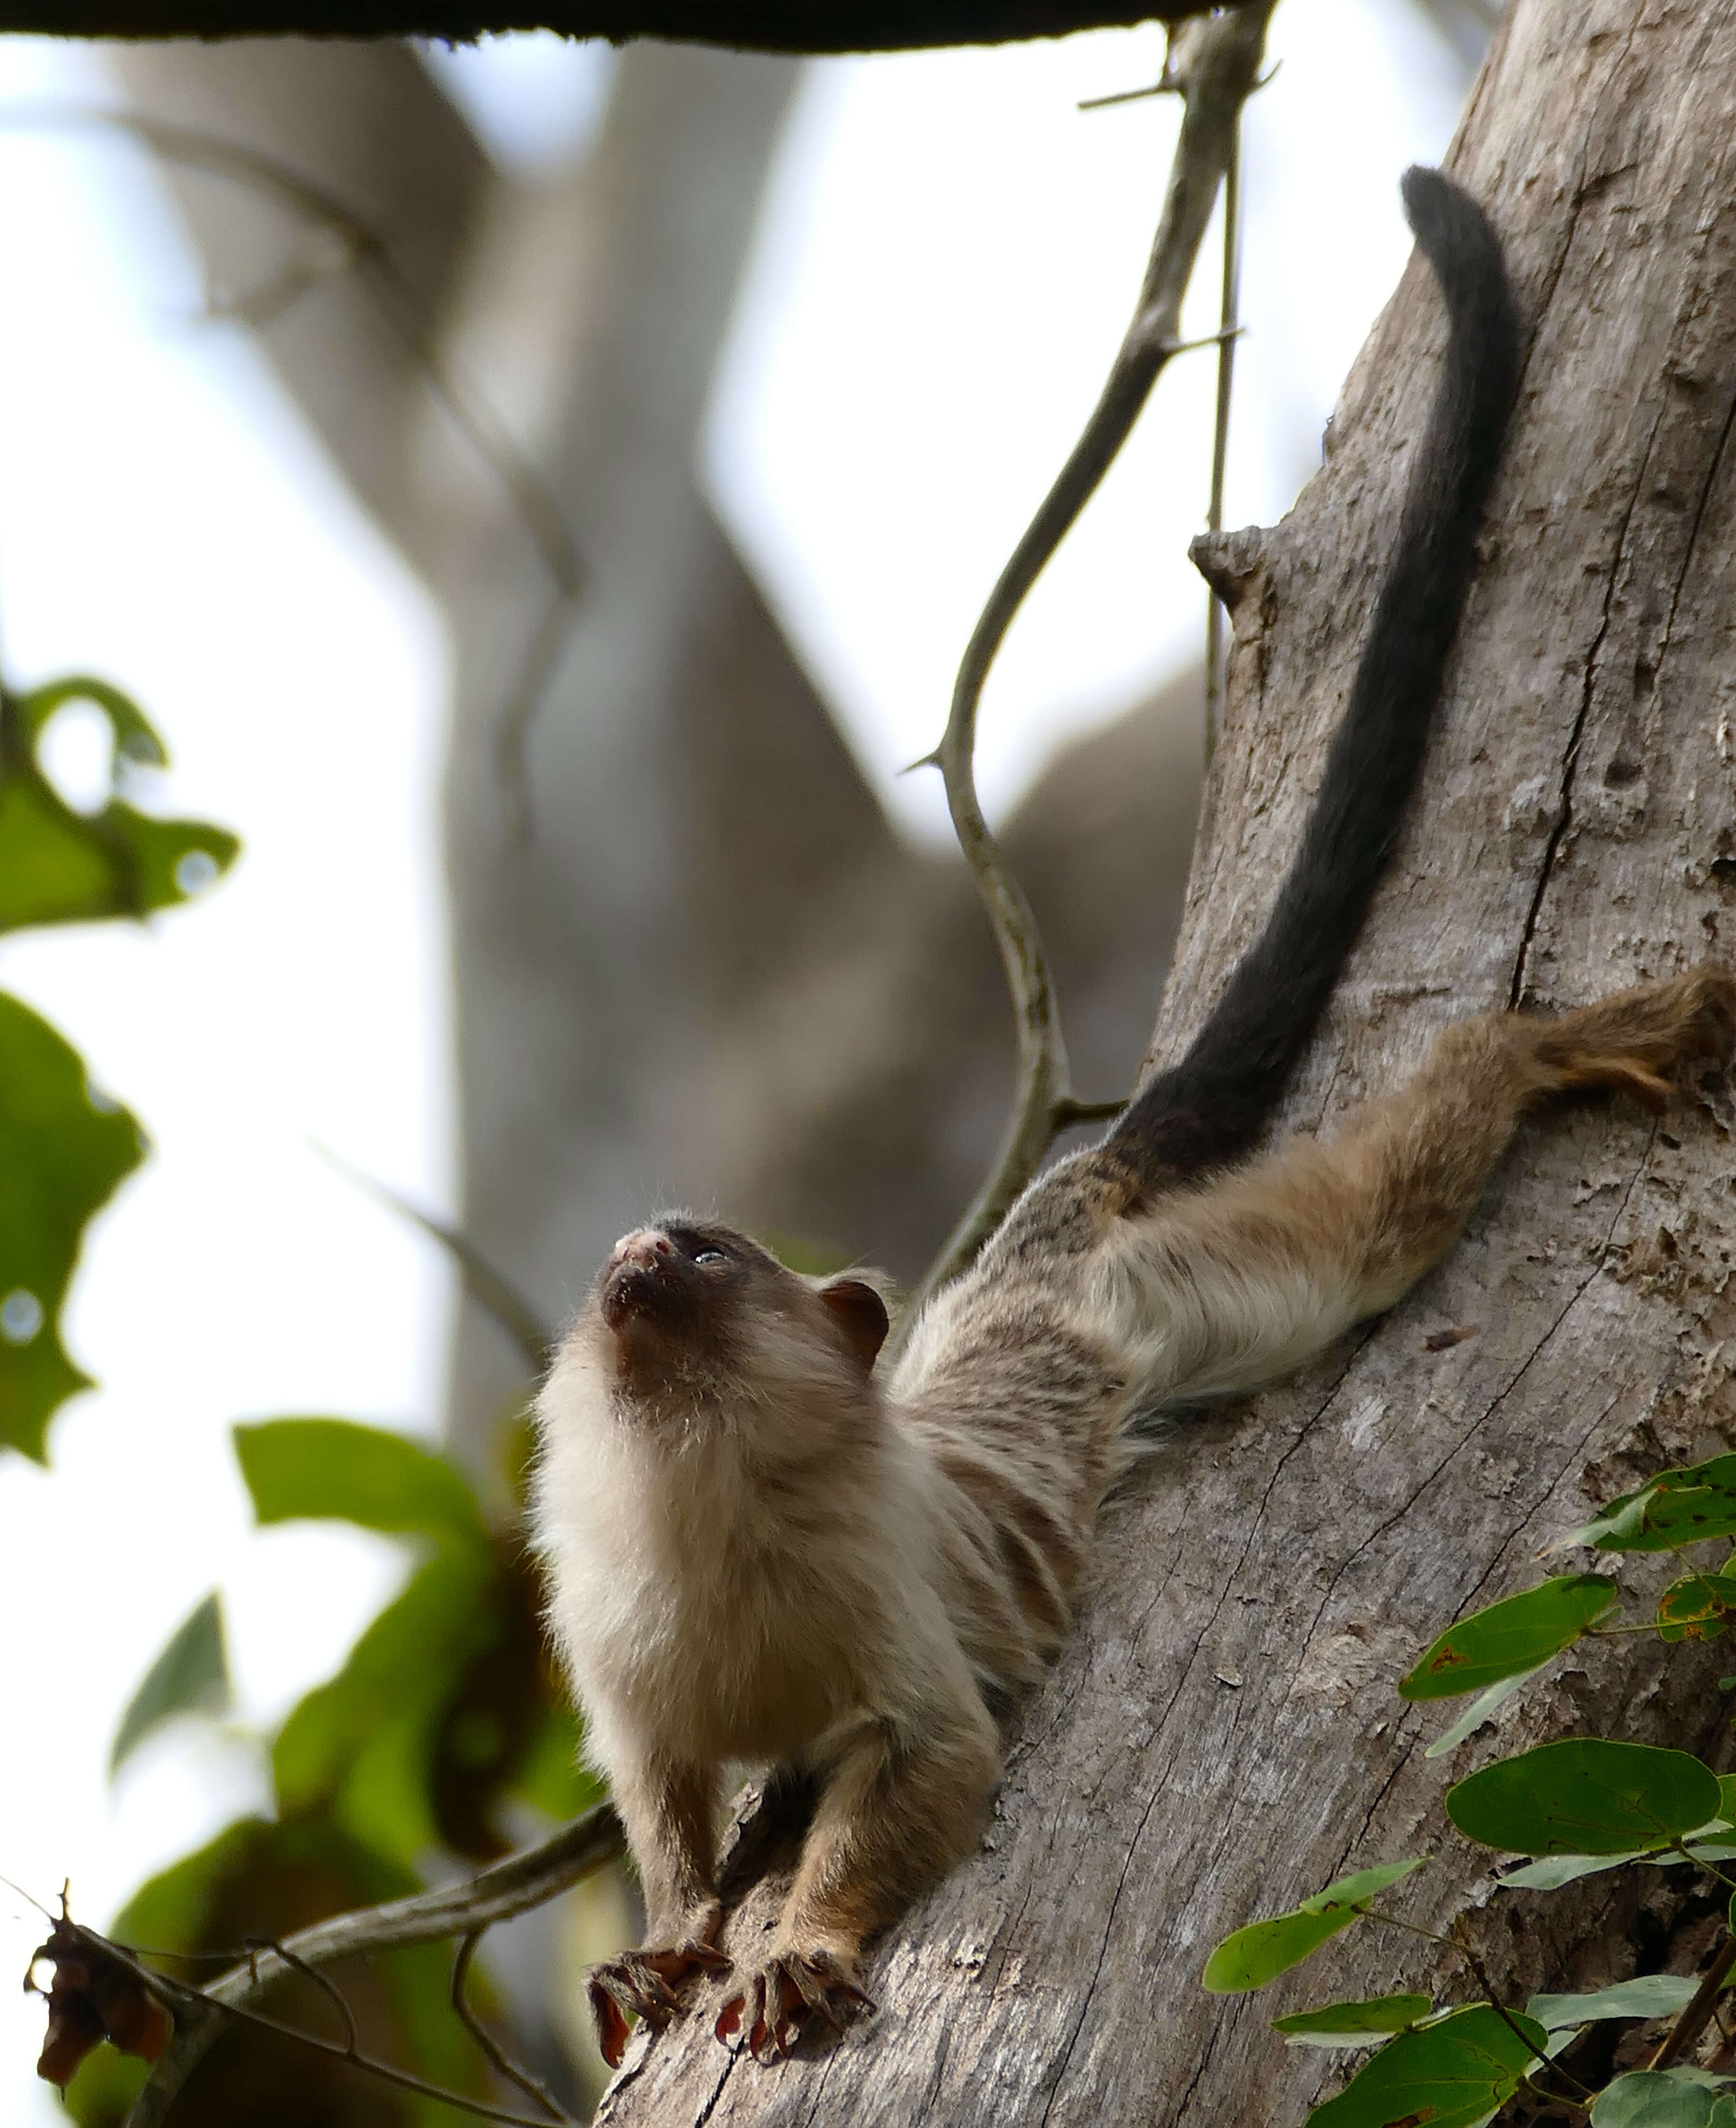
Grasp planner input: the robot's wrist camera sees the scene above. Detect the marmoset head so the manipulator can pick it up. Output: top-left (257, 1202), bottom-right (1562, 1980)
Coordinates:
top-left (581, 1215), bottom-right (892, 1426)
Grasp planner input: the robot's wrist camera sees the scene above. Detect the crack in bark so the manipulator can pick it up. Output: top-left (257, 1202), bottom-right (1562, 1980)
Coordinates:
top-left (1510, 404), bottom-right (1663, 1008)
top-left (689, 2056), bottom-right (736, 2127)
top-left (1034, 1743), bottom-right (1181, 2128)
top-left (1016, 1404), bottom-right (1336, 2118)
top-left (1170, 2012), bottom-right (1226, 2124)
top-left (981, 1748), bottom-right (1075, 1989)
top-left (1297, 1242), bottom-right (1617, 1662)
top-left (1660, 378), bottom-right (1736, 673)
top-left (1501, 10), bottom-right (1650, 1013)
top-left (1346, 1747), bottom-right (1419, 1869)
top-left (900, 2005), bottom-right (953, 2125)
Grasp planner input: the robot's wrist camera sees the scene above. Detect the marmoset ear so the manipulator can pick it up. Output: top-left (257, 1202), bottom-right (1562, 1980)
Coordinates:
top-left (818, 1278), bottom-right (890, 1374)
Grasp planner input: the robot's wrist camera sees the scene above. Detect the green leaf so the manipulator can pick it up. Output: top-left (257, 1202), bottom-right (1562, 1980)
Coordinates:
top-left (1719, 1776), bottom-right (1736, 1824)
top-left (1530, 1975), bottom-right (1701, 2028)
top-left (512, 1702), bottom-right (607, 1822)
top-left (1658, 1574), bottom-right (1736, 1643)
top-left (58, 2042), bottom-right (149, 2128)
top-left (0, 991), bottom-right (145, 1461)
top-left (1273, 1994), bottom-right (1433, 2046)
top-left (0, 676), bottom-right (237, 933)
top-left (1592, 2070), bottom-right (1734, 2127)
top-left (234, 1416), bottom-right (486, 1546)
top-left (1448, 1740), bottom-right (1721, 1856)
top-left (1500, 1850), bottom-right (1652, 1889)
top-left (1567, 1457), bottom-right (1736, 1554)
top-left (1401, 1576), bottom-right (1618, 1701)
top-left (1427, 1668), bottom-right (1546, 1760)
top-left (109, 1592), bottom-right (230, 1778)
top-left (272, 1546), bottom-right (503, 1863)
top-left (1305, 2004), bottom-right (1547, 2128)
top-left (1201, 1860), bottom-right (1427, 1993)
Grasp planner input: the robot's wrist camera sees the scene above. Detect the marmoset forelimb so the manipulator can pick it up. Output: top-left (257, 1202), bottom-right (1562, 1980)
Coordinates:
top-left (532, 167), bottom-right (1736, 2067)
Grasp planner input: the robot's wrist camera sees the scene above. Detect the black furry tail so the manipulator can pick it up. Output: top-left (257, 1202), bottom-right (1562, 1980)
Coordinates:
top-left (1107, 166), bottom-right (1519, 1188)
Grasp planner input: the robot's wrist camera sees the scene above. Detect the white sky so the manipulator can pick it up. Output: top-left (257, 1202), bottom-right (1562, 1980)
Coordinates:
top-left (0, 14), bottom-right (1470, 2118)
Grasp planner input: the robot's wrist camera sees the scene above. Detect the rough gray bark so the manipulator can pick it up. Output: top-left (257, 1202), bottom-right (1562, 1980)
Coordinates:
top-left (595, 3), bottom-right (1736, 2122)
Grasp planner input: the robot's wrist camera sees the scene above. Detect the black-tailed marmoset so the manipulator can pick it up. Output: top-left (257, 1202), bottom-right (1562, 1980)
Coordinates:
top-left (533, 168), bottom-right (1736, 2068)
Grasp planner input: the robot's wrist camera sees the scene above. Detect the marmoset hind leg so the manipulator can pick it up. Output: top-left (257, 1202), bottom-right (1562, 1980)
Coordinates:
top-left (1139, 964), bottom-right (1736, 1405)
top-left (715, 1703), bottom-right (1000, 2063)
top-left (586, 1754), bottom-right (729, 2069)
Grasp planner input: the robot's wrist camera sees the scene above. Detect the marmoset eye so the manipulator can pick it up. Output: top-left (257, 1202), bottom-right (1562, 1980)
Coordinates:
top-left (692, 1247), bottom-right (727, 1266)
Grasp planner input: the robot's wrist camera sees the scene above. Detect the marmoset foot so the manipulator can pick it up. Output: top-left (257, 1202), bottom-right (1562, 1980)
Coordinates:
top-left (714, 1949), bottom-right (875, 2064)
top-left (588, 1941), bottom-right (731, 2068)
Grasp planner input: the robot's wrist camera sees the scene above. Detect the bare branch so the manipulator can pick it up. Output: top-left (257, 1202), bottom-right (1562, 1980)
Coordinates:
top-left (894, 0), bottom-right (1275, 1341)
top-left (122, 1804), bottom-right (624, 2128)
top-left (241, 1935), bottom-right (356, 2054)
top-left (1202, 113), bottom-right (1243, 763)
top-left (453, 1927), bottom-right (579, 2124)
top-left (1649, 1932), bottom-right (1736, 2075)
top-left (0, 1), bottom-right (1225, 50)
top-left (315, 1142), bottom-right (554, 1376)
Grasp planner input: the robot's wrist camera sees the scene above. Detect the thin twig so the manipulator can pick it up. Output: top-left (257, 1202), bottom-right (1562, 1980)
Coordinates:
top-left (1453, 1934), bottom-right (1593, 2103)
top-left (34, 1913), bottom-right (572, 2128)
top-left (180, 1984), bottom-right (572, 2127)
top-left (1360, 1908), bottom-right (1594, 2104)
top-left (313, 1141), bottom-right (553, 1375)
top-left (122, 1804), bottom-right (624, 2128)
top-left (0, 101), bottom-right (585, 833)
top-left (1202, 112), bottom-right (1242, 765)
top-left (241, 1935), bottom-right (356, 2054)
top-left (1077, 76), bottom-right (1170, 112)
top-left (1649, 1931), bottom-right (1736, 2073)
top-left (1051, 1096), bottom-right (1130, 1128)
top-left (891, 0), bottom-right (1276, 1349)
top-left (453, 1927), bottom-right (577, 2124)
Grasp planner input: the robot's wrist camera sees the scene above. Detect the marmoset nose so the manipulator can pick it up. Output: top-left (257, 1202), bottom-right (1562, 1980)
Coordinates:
top-left (614, 1229), bottom-right (673, 1271)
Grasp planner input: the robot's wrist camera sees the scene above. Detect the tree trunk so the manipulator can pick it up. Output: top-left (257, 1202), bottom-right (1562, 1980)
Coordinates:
top-left (599, 3), bottom-right (1736, 2122)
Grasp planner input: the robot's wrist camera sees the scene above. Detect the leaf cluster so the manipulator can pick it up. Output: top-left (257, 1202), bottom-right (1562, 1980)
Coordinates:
top-left (0, 672), bottom-right (237, 1460)
top-left (0, 666), bottom-right (596, 2118)
top-left (62, 1418), bottom-right (599, 2124)
top-left (1203, 1456), bottom-right (1736, 2125)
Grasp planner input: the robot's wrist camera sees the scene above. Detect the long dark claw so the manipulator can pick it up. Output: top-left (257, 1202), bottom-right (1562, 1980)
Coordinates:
top-left (588, 1974), bottom-right (634, 2069)
top-left (714, 1951), bottom-right (874, 2062)
top-left (590, 1940), bottom-right (731, 2065)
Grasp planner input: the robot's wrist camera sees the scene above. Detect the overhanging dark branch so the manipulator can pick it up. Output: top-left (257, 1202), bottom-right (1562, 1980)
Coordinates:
top-left (1, 0), bottom-right (1221, 49)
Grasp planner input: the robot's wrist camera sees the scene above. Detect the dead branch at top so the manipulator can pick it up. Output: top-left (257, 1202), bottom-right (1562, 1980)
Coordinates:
top-left (895, 0), bottom-right (1274, 1343)
top-left (0, 0), bottom-right (1227, 50)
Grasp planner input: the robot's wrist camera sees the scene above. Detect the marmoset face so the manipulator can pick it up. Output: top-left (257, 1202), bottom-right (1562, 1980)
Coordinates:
top-left (587, 1215), bottom-right (891, 1424)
